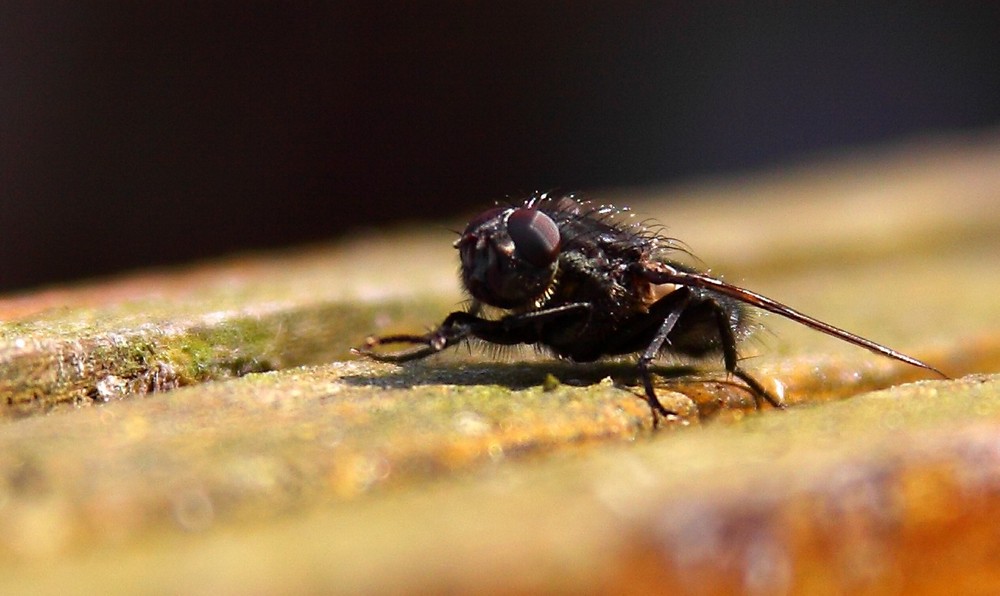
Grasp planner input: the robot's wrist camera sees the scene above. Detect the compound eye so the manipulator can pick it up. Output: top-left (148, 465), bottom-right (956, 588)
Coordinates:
top-left (507, 208), bottom-right (560, 267)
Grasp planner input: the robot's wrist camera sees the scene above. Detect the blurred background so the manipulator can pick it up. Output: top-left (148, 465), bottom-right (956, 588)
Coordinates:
top-left (2, 3), bottom-right (998, 292)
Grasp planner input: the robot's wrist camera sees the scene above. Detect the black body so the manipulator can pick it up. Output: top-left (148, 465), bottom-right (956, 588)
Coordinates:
top-left (356, 193), bottom-right (944, 426)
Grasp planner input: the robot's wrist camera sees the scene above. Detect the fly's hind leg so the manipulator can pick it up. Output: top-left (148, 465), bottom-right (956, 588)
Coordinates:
top-left (709, 301), bottom-right (785, 410)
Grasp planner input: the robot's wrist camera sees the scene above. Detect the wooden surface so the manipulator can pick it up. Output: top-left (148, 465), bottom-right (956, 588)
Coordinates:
top-left (1, 133), bottom-right (999, 594)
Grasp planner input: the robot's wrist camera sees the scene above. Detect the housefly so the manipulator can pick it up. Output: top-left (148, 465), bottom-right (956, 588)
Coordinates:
top-left (355, 192), bottom-right (945, 426)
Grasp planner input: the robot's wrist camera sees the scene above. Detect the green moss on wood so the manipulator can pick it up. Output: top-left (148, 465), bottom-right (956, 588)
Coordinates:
top-left (0, 300), bottom-right (446, 417)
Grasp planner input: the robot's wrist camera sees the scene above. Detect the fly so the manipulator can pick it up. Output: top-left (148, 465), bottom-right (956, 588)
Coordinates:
top-left (354, 192), bottom-right (946, 426)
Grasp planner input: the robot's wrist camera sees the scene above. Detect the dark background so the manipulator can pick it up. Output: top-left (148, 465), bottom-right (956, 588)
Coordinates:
top-left (2, 3), bottom-right (999, 292)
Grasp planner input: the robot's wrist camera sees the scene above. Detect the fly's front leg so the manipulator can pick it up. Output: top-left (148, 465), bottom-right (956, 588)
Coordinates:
top-left (355, 311), bottom-right (482, 363)
top-left (356, 303), bottom-right (592, 363)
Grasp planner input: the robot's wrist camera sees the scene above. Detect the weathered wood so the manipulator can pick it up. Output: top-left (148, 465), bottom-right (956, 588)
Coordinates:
top-left (1, 134), bottom-right (999, 593)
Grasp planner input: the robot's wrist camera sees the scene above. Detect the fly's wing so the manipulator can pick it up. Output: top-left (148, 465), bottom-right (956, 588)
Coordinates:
top-left (637, 261), bottom-right (947, 377)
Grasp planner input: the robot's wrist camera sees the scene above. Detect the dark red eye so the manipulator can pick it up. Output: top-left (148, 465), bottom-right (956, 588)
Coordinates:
top-left (507, 208), bottom-right (560, 267)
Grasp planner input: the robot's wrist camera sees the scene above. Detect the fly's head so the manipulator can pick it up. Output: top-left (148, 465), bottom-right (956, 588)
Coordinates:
top-left (455, 206), bottom-right (561, 309)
